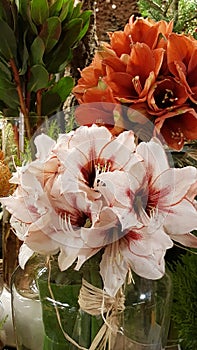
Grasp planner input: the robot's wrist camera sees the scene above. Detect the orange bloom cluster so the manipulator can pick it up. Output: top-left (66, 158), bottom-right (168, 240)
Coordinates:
top-left (73, 16), bottom-right (197, 150)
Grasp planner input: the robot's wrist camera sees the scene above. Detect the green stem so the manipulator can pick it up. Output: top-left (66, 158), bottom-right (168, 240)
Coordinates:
top-left (9, 58), bottom-right (32, 140)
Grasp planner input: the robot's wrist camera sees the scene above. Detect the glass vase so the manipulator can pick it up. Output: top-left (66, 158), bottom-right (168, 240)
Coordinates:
top-left (11, 255), bottom-right (46, 350)
top-left (11, 253), bottom-right (172, 350)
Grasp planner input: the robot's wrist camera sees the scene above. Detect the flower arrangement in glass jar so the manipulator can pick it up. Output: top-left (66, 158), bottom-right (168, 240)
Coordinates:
top-left (1, 121), bottom-right (197, 348)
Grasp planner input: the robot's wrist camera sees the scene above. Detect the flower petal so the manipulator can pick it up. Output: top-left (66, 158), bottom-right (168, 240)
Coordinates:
top-left (164, 199), bottom-right (197, 236)
top-left (34, 134), bottom-right (56, 161)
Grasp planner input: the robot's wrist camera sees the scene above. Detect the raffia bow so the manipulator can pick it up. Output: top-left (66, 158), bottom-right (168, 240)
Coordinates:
top-left (78, 278), bottom-right (125, 350)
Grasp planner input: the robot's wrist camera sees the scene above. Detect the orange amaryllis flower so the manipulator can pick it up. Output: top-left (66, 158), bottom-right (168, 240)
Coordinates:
top-left (155, 106), bottom-right (197, 150)
top-left (167, 33), bottom-right (197, 103)
top-left (107, 30), bottom-right (132, 57)
top-left (124, 16), bottom-right (173, 50)
top-left (73, 16), bottom-right (197, 150)
top-left (104, 43), bottom-right (164, 103)
top-left (147, 77), bottom-right (188, 115)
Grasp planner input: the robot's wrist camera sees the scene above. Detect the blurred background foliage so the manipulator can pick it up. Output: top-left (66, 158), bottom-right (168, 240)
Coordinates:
top-left (138, 0), bottom-right (197, 35)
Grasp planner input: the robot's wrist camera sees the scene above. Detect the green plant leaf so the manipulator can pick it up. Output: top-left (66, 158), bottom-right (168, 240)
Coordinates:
top-left (62, 18), bottom-right (83, 47)
top-left (0, 87), bottom-right (19, 109)
top-left (28, 65), bottom-right (49, 92)
top-left (39, 16), bottom-right (62, 53)
top-left (31, 0), bottom-right (49, 25)
top-left (49, 0), bottom-right (64, 16)
top-left (0, 58), bottom-right (12, 81)
top-left (41, 76), bottom-right (73, 115)
top-left (37, 278), bottom-right (81, 346)
top-left (63, 0), bottom-right (74, 21)
top-left (50, 76), bottom-right (74, 101)
top-left (17, 0), bottom-right (28, 18)
top-left (1, 107), bottom-right (19, 118)
top-left (41, 92), bottom-right (62, 115)
top-left (20, 29), bottom-right (29, 75)
top-left (0, 19), bottom-right (17, 59)
top-left (79, 9), bottom-right (92, 24)
top-left (59, 0), bottom-right (71, 22)
top-left (18, 0), bottom-right (38, 34)
top-left (30, 36), bottom-right (45, 65)
top-left (70, 2), bottom-right (82, 19)
top-left (44, 42), bottom-right (72, 73)
top-left (0, 75), bottom-right (16, 89)
top-left (0, 0), bottom-right (12, 24)
top-left (76, 10), bottom-right (92, 44)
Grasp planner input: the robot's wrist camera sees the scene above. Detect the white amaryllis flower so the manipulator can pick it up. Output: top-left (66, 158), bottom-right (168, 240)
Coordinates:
top-left (0, 125), bottom-right (140, 271)
top-left (1, 125), bottom-right (197, 297)
top-left (95, 137), bottom-right (197, 295)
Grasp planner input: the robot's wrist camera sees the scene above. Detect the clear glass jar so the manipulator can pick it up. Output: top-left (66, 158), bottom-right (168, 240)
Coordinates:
top-left (114, 272), bottom-right (172, 350)
top-left (11, 253), bottom-right (172, 350)
top-left (11, 255), bottom-right (46, 350)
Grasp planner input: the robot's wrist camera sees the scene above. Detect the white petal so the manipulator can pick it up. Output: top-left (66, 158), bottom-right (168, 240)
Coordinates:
top-left (96, 171), bottom-right (141, 229)
top-left (136, 137), bottom-right (170, 182)
top-left (18, 244), bottom-right (35, 269)
top-left (100, 130), bottom-right (136, 169)
top-left (153, 167), bottom-right (197, 207)
top-left (170, 233), bottom-right (197, 248)
top-left (34, 134), bottom-right (56, 161)
top-left (58, 247), bottom-right (78, 271)
top-left (25, 230), bottom-right (59, 254)
top-left (67, 124), bottom-right (112, 157)
top-left (81, 208), bottom-right (118, 247)
top-left (164, 199), bottom-right (197, 235)
top-left (100, 241), bottom-right (129, 296)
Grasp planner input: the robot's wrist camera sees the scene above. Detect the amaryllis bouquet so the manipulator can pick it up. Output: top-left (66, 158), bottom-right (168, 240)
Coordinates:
top-left (1, 123), bottom-right (197, 292)
top-left (73, 16), bottom-right (197, 151)
top-left (1, 123), bottom-right (197, 348)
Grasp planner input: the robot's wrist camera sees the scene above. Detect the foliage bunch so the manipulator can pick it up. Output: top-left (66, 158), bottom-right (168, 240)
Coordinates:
top-left (169, 251), bottom-right (197, 349)
top-left (138, 0), bottom-right (197, 35)
top-left (0, 0), bottom-right (91, 138)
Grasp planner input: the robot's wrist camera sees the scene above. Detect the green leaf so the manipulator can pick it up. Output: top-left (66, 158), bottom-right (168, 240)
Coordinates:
top-left (1, 107), bottom-right (19, 118)
top-left (0, 75), bottom-right (15, 89)
top-left (59, 0), bottom-right (74, 23)
top-left (43, 334), bottom-right (68, 349)
top-left (28, 65), bottom-right (49, 92)
top-left (37, 277), bottom-right (81, 346)
top-left (0, 58), bottom-right (12, 81)
top-left (44, 43), bottom-right (72, 73)
top-left (39, 17), bottom-right (62, 53)
top-left (18, 0), bottom-right (38, 34)
top-left (50, 76), bottom-right (74, 101)
top-left (41, 92), bottom-right (62, 115)
top-left (62, 18), bottom-right (83, 47)
top-left (20, 30), bottom-right (29, 75)
top-left (77, 10), bottom-right (92, 44)
top-left (17, 0), bottom-right (28, 18)
top-left (70, 2), bottom-right (82, 19)
top-left (0, 0), bottom-right (12, 24)
top-left (49, 0), bottom-right (64, 16)
top-left (31, 0), bottom-right (49, 25)
top-left (30, 36), bottom-right (45, 65)
top-left (0, 87), bottom-right (19, 109)
top-left (79, 9), bottom-right (92, 24)
top-left (41, 76), bottom-right (74, 115)
top-left (65, 0), bottom-right (74, 21)
top-left (0, 19), bottom-right (17, 59)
